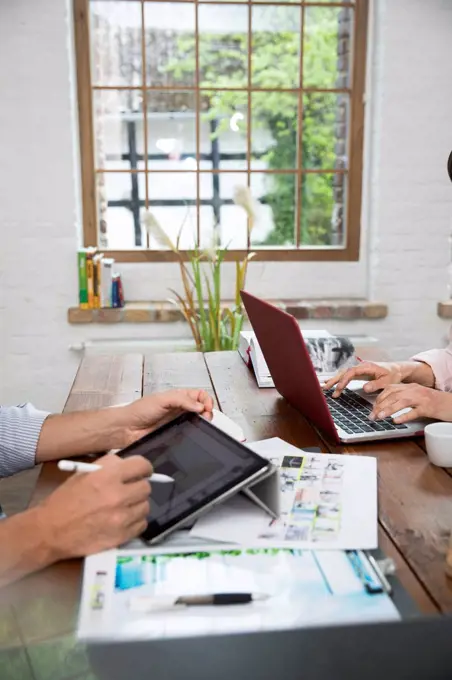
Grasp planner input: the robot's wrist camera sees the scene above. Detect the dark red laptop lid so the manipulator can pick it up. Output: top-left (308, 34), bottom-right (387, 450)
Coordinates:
top-left (241, 290), bottom-right (339, 444)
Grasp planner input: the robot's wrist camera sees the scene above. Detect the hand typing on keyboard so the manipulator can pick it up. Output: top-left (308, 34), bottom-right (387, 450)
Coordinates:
top-left (368, 384), bottom-right (452, 425)
top-left (323, 388), bottom-right (408, 434)
top-left (322, 361), bottom-right (406, 398)
top-left (323, 359), bottom-right (436, 399)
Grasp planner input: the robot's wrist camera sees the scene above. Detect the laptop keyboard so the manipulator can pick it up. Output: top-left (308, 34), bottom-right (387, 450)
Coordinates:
top-left (323, 388), bottom-right (408, 435)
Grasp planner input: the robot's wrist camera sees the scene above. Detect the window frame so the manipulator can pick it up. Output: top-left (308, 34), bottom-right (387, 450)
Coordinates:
top-left (73, 0), bottom-right (368, 263)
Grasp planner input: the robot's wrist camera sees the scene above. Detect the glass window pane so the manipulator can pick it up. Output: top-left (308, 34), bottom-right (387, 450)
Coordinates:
top-left (252, 92), bottom-right (298, 170)
top-left (200, 205), bottom-right (249, 249)
top-left (198, 5), bottom-right (248, 88)
top-left (145, 91), bottom-right (196, 171)
top-left (219, 204), bottom-right (248, 248)
top-left (199, 206), bottom-right (216, 248)
top-left (303, 93), bottom-right (349, 170)
top-left (201, 91), bottom-right (248, 172)
top-left (304, 6), bottom-right (352, 89)
top-left (301, 173), bottom-right (346, 247)
top-left (94, 90), bottom-right (145, 171)
top-left (149, 206), bottom-right (198, 249)
top-left (306, 0), bottom-right (353, 3)
top-left (88, 1), bottom-right (359, 254)
top-left (250, 173), bottom-right (296, 247)
top-left (148, 171), bottom-right (197, 202)
top-left (200, 173), bottom-right (248, 248)
top-left (90, 1), bottom-right (142, 87)
top-left (97, 172), bottom-right (146, 248)
top-left (144, 3), bottom-right (196, 87)
top-left (255, 0), bottom-right (300, 4)
top-left (147, 172), bottom-right (197, 248)
top-left (199, 168), bottom-right (251, 202)
top-left (216, 171), bottom-right (249, 201)
top-left (252, 5), bottom-right (301, 89)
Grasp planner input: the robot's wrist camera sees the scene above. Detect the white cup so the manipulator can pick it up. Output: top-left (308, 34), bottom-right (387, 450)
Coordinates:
top-left (424, 422), bottom-right (452, 467)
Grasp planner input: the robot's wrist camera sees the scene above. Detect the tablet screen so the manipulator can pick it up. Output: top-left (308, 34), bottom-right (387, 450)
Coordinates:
top-left (119, 413), bottom-right (269, 541)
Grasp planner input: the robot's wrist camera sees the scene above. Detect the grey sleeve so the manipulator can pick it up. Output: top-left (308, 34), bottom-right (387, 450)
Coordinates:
top-left (0, 404), bottom-right (50, 478)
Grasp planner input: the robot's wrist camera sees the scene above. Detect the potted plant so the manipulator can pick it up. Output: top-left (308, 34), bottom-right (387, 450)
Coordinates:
top-left (143, 186), bottom-right (258, 352)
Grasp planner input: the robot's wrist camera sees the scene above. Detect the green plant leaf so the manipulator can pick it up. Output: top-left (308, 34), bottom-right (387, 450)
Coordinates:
top-left (231, 311), bottom-right (244, 350)
top-left (191, 256), bottom-right (209, 351)
top-left (204, 274), bottom-right (219, 351)
top-left (168, 288), bottom-right (202, 350)
top-left (219, 319), bottom-right (233, 350)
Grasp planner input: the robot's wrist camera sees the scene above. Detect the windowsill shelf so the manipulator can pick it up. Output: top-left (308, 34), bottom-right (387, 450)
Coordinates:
top-left (67, 300), bottom-right (388, 324)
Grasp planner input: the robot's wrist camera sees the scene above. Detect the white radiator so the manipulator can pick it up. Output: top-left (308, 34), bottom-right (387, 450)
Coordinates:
top-left (68, 337), bottom-right (195, 355)
top-left (69, 333), bottom-right (377, 356)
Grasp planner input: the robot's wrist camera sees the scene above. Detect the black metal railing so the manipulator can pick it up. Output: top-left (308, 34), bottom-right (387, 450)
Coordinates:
top-left (103, 118), bottom-right (261, 246)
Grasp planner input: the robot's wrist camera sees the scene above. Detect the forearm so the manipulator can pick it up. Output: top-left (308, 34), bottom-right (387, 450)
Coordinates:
top-left (36, 408), bottom-right (128, 463)
top-left (399, 361), bottom-right (435, 388)
top-left (0, 507), bottom-right (58, 588)
top-left (410, 346), bottom-right (452, 392)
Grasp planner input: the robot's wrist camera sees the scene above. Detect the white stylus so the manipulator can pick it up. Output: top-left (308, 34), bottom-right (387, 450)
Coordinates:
top-left (57, 460), bottom-right (174, 483)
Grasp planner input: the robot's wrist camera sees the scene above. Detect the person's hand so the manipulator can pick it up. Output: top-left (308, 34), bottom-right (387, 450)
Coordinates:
top-left (323, 361), bottom-right (406, 397)
top-left (115, 389), bottom-right (214, 448)
top-left (37, 454), bottom-right (153, 559)
top-left (370, 384), bottom-right (452, 424)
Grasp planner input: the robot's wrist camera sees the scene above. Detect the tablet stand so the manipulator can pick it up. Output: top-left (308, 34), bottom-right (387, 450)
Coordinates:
top-left (241, 467), bottom-right (280, 519)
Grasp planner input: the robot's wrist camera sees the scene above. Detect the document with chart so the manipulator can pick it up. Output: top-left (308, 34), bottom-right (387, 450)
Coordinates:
top-left (190, 438), bottom-right (378, 550)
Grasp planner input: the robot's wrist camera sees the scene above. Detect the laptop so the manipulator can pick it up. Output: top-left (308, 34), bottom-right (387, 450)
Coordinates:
top-left (240, 291), bottom-right (430, 444)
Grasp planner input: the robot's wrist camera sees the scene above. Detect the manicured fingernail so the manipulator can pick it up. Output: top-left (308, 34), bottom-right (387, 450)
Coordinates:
top-left (369, 413), bottom-right (375, 421)
top-left (333, 391), bottom-right (339, 398)
top-left (378, 411), bottom-right (385, 419)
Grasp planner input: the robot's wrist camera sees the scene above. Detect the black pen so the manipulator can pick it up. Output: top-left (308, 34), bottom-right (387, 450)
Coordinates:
top-left (129, 592), bottom-right (270, 612)
top-left (176, 593), bottom-right (269, 606)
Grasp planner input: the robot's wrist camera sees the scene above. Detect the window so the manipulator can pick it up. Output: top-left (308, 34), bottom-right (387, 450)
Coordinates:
top-left (74, 0), bottom-right (368, 261)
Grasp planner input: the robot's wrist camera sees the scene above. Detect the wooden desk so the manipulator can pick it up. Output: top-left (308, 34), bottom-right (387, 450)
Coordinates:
top-left (3, 349), bottom-right (452, 677)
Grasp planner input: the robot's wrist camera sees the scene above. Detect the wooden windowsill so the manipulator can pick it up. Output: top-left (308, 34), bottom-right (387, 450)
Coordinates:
top-left (68, 300), bottom-right (388, 324)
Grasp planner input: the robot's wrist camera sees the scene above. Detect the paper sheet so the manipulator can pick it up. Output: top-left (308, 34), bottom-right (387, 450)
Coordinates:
top-left (190, 438), bottom-right (378, 550)
top-left (238, 330), bottom-right (359, 387)
top-left (78, 545), bottom-right (398, 641)
top-left (239, 330), bottom-right (336, 388)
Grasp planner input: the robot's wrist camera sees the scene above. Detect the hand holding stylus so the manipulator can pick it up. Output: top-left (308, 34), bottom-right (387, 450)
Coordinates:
top-left (58, 459), bottom-right (174, 483)
top-left (37, 454), bottom-right (154, 560)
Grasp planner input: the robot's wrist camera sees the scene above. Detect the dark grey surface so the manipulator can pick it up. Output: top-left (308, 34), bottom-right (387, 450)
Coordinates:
top-left (88, 615), bottom-right (452, 680)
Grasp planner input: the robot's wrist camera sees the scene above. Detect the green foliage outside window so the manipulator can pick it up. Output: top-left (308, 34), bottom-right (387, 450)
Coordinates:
top-left (166, 6), bottom-right (344, 246)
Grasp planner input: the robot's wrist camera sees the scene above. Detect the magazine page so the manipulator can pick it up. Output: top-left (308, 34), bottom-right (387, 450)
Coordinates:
top-left (191, 438), bottom-right (377, 550)
top-left (78, 545), bottom-right (398, 642)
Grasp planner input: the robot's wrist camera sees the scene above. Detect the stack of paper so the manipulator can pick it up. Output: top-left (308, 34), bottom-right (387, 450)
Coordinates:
top-left (239, 330), bottom-right (341, 388)
top-left (190, 438), bottom-right (378, 551)
top-left (238, 331), bottom-right (274, 387)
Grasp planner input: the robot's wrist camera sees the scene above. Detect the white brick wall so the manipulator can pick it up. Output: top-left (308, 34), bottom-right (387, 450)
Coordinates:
top-left (1, 0), bottom-right (452, 412)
